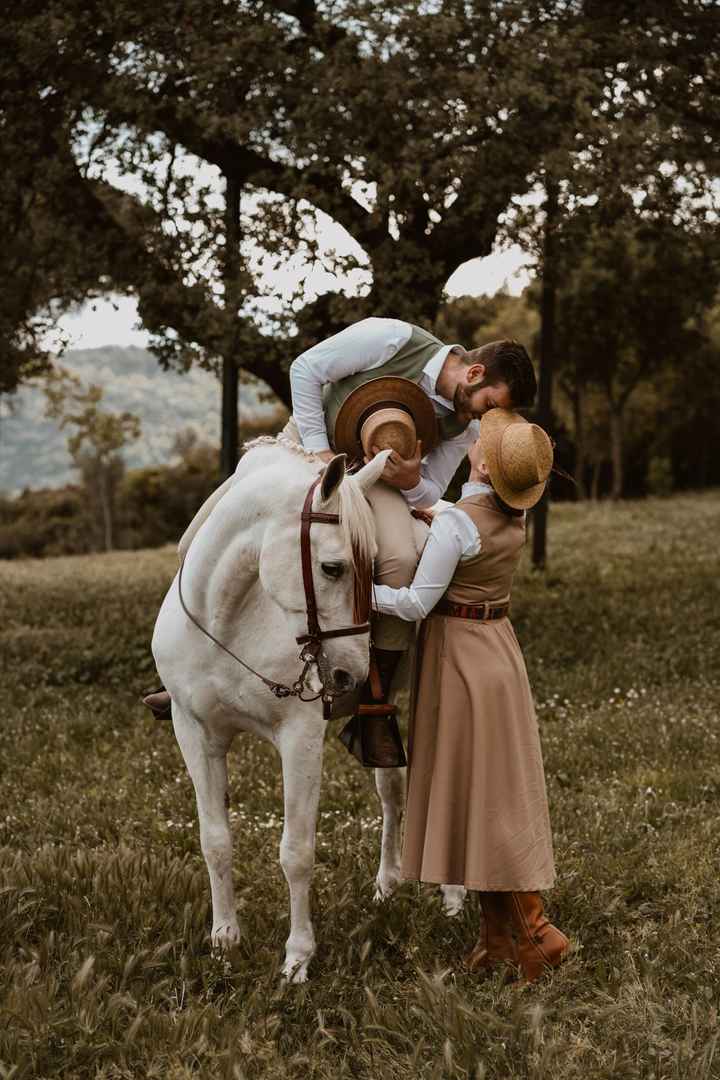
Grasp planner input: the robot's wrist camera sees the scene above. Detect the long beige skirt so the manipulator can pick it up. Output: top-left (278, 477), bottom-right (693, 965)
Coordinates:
top-left (401, 614), bottom-right (556, 891)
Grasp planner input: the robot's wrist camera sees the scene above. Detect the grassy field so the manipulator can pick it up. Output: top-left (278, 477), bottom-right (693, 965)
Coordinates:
top-left (1, 491), bottom-right (720, 1079)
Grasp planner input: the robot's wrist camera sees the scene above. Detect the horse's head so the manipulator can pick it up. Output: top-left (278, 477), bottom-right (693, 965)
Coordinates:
top-left (259, 451), bottom-right (391, 695)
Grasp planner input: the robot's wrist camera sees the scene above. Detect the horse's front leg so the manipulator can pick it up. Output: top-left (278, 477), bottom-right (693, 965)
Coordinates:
top-left (277, 713), bottom-right (325, 983)
top-left (172, 705), bottom-right (239, 948)
top-left (373, 766), bottom-right (406, 899)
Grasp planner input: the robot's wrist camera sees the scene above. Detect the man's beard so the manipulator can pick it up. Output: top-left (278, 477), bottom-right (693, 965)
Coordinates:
top-left (454, 378), bottom-right (488, 421)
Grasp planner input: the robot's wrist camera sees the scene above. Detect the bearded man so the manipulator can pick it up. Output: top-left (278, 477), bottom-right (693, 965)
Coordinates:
top-left (147, 317), bottom-right (537, 766)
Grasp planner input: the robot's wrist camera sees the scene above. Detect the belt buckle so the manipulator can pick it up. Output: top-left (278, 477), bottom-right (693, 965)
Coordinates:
top-left (478, 602), bottom-right (488, 621)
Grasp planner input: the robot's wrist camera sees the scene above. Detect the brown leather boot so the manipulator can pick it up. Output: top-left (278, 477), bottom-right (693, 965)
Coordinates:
top-left (142, 687), bottom-right (172, 718)
top-left (508, 892), bottom-right (569, 982)
top-left (338, 648), bottom-right (407, 768)
top-left (465, 892), bottom-right (518, 977)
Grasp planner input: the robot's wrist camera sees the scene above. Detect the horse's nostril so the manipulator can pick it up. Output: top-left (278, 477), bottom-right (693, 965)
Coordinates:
top-left (332, 669), bottom-right (356, 694)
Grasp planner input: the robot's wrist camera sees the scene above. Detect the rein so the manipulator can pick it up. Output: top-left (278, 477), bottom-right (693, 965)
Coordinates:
top-left (177, 475), bottom-right (370, 718)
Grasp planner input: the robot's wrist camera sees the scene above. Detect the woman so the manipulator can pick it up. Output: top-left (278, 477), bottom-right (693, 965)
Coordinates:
top-left (372, 408), bottom-right (569, 982)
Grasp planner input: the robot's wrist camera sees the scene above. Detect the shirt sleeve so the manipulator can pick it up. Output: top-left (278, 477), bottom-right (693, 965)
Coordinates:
top-left (372, 507), bottom-right (481, 621)
top-left (289, 318), bottom-right (412, 452)
top-left (401, 419), bottom-right (480, 508)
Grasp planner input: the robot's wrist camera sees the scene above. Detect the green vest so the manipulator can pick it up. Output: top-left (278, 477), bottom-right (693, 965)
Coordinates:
top-left (322, 324), bottom-right (469, 449)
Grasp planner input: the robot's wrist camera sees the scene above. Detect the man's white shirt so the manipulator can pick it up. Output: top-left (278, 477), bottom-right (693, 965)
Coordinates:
top-left (372, 481), bottom-right (498, 621)
top-left (289, 316), bottom-right (480, 508)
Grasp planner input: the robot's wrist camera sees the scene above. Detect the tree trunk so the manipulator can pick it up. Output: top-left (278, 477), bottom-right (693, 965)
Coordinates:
top-left (532, 177), bottom-right (558, 570)
top-left (591, 460), bottom-right (601, 500)
top-left (572, 385), bottom-right (587, 500)
top-left (221, 173), bottom-right (241, 480)
top-left (99, 465), bottom-right (113, 551)
top-left (609, 403), bottom-right (624, 499)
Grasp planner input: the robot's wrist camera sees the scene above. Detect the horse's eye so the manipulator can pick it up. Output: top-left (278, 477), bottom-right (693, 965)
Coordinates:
top-left (321, 561), bottom-right (345, 580)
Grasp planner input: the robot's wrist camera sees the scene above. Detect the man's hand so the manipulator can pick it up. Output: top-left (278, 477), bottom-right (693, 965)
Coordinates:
top-left (371, 440), bottom-right (423, 490)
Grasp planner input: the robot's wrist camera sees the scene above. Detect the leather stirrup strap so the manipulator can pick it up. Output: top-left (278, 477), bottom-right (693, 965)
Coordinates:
top-left (356, 650), bottom-right (397, 718)
top-left (369, 653), bottom-right (384, 701)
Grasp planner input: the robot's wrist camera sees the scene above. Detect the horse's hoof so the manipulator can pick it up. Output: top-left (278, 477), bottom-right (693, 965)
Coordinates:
top-left (282, 957), bottom-right (311, 983)
top-left (374, 871), bottom-right (401, 901)
top-left (211, 922), bottom-right (241, 951)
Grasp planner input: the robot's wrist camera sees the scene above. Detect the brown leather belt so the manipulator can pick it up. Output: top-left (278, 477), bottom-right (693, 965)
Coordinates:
top-left (434, 598), bottom-right (510, 622)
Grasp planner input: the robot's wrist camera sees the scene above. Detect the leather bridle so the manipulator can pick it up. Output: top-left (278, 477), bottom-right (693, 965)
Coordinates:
top-left (177, 475), bottom-right (370, 719)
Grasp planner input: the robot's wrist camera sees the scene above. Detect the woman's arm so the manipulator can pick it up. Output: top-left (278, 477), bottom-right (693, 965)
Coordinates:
top-left (400, 420), bottom-right (480, 509)
top-left (372, 506), bottom-right (480, 621)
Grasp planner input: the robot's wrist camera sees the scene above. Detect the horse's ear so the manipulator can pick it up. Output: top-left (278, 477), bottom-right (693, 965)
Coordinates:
top-left (353, 449), bottom-right (391, 493)
top-left (320, 453), bottom-right (347, 503)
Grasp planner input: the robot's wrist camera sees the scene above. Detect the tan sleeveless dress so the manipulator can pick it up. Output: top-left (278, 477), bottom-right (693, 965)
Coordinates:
top-left (400, 493), bottom-right (556, 891)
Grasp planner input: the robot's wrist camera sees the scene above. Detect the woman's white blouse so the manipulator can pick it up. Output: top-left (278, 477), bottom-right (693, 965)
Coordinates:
top-left (372, 481), bottom-right (493, 622)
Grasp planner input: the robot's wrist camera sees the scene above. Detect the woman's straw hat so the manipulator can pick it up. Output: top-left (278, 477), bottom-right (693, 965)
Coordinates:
top-left (333, 377), bottom-right (439, 461)
top-left (479, 408), bottom-right (553, 510)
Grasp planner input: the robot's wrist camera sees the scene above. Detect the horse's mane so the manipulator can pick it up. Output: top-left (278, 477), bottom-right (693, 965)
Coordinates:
top-left (244, 434), bottom-right (376, 623)
top-left (337, 476), bottom-right (376, 623)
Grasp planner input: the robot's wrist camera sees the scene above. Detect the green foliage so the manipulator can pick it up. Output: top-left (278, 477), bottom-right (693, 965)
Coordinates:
top-left (0, 409), bottom-right (291, 559)
top-left (120, 450), bottom-right (219, 552)
top-left (0, 449), bottom-right (218, 560)
top-left (646, 458), bottom-right (674, 498)
top-left (436, 294), bottom-right (540, 358)
top-left (552, 209), bottom-right (720, 497)
top-left (1, 493), bottom-right (720, 1077)
top-left (41, 368), bottom-right (143, 551)
top-left (6, 0), bottom-right (713, 397)
top-left (0, 487), bottom-right (90, 559)
top-left (44, 369), bottom-right (142, 463)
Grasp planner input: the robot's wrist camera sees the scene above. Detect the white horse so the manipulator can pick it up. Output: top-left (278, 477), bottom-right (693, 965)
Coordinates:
top-left (152, 438), bottom-right (466, 981)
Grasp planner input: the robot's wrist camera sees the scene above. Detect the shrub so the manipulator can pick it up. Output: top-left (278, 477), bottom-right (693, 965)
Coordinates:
top-left (0, 486), bottom-right (90, 558)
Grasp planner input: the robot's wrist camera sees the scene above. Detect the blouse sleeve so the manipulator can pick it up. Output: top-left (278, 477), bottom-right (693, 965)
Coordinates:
top-left (372, 507), bottom-right (480, 621)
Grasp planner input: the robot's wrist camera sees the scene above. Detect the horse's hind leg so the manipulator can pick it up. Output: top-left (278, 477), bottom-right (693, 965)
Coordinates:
top-left (277, 715), bottom-right (325, 983)
top-left (172, 706), bottom-right (240, 948)
top-left (373, 766), bottom-right (406, 899)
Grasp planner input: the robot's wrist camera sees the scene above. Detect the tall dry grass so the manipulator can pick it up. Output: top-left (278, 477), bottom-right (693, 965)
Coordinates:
top-left (1, 494), bottom-right (719, 1078)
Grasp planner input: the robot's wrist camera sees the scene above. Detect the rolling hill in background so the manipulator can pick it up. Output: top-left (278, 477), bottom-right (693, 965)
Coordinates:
top-left (0, 347), bottom-right (286, 494)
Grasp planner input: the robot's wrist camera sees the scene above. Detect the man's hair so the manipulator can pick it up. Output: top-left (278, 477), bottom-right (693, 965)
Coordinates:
top-left (461, 340), bottom-right (537, 408)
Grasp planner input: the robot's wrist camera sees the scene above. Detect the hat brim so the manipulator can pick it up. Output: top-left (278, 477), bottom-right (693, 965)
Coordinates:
top-left (333, 377), bottom-right (439, 460)
top-left (479, 409), bottom-right (548, 510)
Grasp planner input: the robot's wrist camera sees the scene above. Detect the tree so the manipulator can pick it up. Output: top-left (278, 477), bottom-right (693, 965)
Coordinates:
top-left (1, 0), bottom-right (631, 474)
top-left (552, 202), bottom-right (719, 499)
top-left (44, 370), bottom-right (142, 550)
top-left (436, 292), bottom-right (540, 355)
top-left (4, 1), bottom-right (717, 482)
